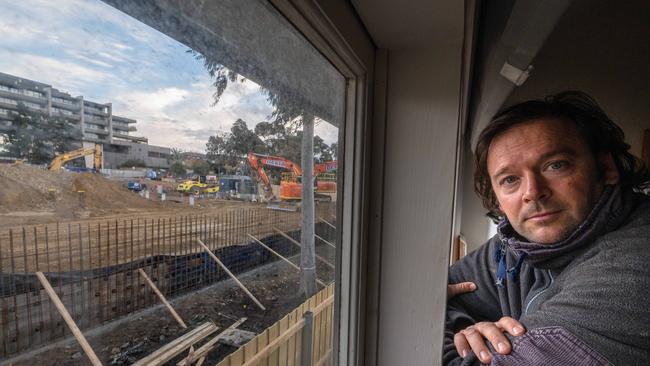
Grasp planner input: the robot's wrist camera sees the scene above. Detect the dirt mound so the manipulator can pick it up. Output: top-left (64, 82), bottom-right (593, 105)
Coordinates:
top-left (0, 164), bottom-right (160, 216)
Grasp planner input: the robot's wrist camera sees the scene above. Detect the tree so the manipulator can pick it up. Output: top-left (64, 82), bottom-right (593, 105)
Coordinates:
top-left (191, 160), bottom-right (211, 176)
top-left (169, 147), bottom-right (184, 163)
top-left (3, 104), bottom-right (81, 164)
top-left (119, 159), bottom-right (146, 168)
top-left (206, 118), bottom-right (267, 174)
top-left (196, 55), bottom-right (320, 297)
top-left (328, 142), bottom-right (338, 161)
top-left (48, 114), bottom-right (81, 154)
top-left (170, 161), bottom-right (186, 177)
top-left (313, 136), bottom-right (332, 163)
top-left (205, 133), bottom-right (230, 173)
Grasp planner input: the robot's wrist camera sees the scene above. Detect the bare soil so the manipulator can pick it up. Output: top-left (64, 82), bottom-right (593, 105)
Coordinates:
top-left (0, 164), bottom-right (264, 229)
top-left (3, 257), bottom-right (335, 366)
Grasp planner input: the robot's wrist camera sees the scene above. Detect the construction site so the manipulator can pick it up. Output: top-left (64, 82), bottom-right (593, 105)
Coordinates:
top-left (0, 162), bottom-right (338, 365)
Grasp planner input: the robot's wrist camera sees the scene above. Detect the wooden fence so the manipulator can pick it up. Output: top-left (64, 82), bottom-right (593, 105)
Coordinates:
top-left (217, 284), bottom-right (335, 366)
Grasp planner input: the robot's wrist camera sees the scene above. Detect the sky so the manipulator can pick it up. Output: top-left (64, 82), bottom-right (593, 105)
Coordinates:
top-left (0, 0), bottom-right (339, 152)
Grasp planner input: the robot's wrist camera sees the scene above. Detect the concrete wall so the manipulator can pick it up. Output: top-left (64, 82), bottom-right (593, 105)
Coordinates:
top-left (103, 142), bottom-right (170, 169)
top-left (375, 39), bottom-right (464, 365)
top-left (505, 0), bottom-right (650, 158)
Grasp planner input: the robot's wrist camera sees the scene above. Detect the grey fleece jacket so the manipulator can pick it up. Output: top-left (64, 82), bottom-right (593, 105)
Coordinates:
top-left (443, 185), bottom-right (650, 366)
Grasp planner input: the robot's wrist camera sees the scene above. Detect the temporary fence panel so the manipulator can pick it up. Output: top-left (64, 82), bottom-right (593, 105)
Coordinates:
top-left (217, 284), bottom-right (335, 366)
top-left (0, 204), bottom-right (336, 358)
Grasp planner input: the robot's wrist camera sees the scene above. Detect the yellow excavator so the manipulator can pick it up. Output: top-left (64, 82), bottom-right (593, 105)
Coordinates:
top-left (48, 144), bottom-right (103, 171)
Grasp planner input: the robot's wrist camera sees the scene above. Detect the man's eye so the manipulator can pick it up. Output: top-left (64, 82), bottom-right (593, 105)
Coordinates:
top-left (547, 161), bottom-right (566, 170)
top-left (500, 176), bottom-right (518, 186)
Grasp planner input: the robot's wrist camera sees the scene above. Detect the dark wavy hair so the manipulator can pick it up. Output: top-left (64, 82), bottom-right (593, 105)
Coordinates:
top-left (474, 91), bottom-right (650, 216)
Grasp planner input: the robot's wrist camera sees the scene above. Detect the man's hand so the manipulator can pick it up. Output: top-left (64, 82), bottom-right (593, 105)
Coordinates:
top-left (447, 281), bottom-right (477, 298)
top-left (454, 317), bottom-right (526, 363)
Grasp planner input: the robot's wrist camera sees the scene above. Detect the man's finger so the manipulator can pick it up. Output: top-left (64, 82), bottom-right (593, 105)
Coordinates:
top-left (447, 281), bottom-right (477, 298)
top-left (453, 332), bottom-right (471, 358)
top-left (461, 326), bottom-right (492, 364)
top-left (475, 322), bottom-right (511, 355)
top-left (496, 316), bottom-right (526, 336)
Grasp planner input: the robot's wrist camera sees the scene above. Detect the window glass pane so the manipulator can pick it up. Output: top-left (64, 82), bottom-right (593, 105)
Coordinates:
top-left (0, 0), bottom-right (343, 364)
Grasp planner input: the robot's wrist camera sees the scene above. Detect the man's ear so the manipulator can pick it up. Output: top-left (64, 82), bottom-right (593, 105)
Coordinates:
top-left (599, 152), bottom-right (620, 185)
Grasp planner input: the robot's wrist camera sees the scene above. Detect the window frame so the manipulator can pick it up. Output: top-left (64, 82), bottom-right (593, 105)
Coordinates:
top-left (268, 1), bottom-right (373, 364)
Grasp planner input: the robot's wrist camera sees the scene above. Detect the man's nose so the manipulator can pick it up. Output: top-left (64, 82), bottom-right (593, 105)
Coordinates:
top-left (522, 173), bottom-right (550, 202)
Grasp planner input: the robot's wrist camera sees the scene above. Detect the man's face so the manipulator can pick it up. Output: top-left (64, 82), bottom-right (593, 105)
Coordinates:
top-left (487, 118), bottom-right (613, 244)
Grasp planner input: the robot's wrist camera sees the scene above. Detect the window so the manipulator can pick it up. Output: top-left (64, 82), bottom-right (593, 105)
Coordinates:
top-left (85, 123), bottom-right (106, 131)
top-left (0, 97), bottom-right (17, 105)
top-left (22, 101), bottom-right (43, 110)
top-left (53, 107), bottom-right (76, 116)
top-left (52, 96), bottom-right (76, 105)
top-left (0, 1), bottom-right (356, 365)
top-left (0, 84), bottom-right (19, 93)
top-left (22, 89), bottom-right (44, 98)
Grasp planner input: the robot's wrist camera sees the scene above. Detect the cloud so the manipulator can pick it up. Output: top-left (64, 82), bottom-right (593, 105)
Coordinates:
top-left (65, 50), bottom-right (114, 68)
top-left (0, 0), bottom-right (339, 152)
top-left (0, 50), bottom-right (115, 93)
top-left (112, 79), bottom-right (275, 152)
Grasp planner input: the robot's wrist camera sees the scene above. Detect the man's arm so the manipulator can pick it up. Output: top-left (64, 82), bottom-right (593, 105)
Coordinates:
top-left (491, 237), bottom-right (650, 366)
top-left (443, 237), bottom-right (503, 365)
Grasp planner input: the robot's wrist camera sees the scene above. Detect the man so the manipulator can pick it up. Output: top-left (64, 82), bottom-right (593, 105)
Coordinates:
top-left (443, 91), bottom-right (650, 365)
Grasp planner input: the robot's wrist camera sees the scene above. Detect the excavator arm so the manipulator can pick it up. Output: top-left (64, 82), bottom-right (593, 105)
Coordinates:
top-left (247, 153), bottom-right (305, 199)
top-left (49, 144), bottom-right (103, 171)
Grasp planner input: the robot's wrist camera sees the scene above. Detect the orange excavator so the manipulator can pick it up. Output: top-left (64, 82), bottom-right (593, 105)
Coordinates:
top-left (247, 153), bottom-right (337, 202)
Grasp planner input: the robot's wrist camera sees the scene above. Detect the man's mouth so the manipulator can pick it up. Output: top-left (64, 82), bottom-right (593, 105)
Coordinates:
top-left (525, 210), bottom-right (562, 221)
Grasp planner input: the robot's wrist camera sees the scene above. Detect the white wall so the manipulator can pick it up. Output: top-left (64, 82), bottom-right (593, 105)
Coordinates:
top-left (376, 42), bottom-right (464, 365)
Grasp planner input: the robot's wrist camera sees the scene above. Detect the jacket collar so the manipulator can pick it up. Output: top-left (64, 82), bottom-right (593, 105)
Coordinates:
top-left (496, 185), bottom-right (636, 269)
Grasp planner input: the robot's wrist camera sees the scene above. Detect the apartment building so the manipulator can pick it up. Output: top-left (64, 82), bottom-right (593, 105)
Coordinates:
top-left (0, 72), bottom-right (170, 168)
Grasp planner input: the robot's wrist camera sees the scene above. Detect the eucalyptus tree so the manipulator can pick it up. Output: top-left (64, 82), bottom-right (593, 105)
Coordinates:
top-left (196, 55), bottom-right (319, 297)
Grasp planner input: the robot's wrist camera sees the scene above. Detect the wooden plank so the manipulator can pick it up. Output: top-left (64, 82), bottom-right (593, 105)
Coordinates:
top-left (287, 309), bottom-right (298, 366)
top-left (229, 347), bottom-right (244, 366)
top-left (177, 317), bottom-right (246, 366)
top-left (240, 318), bottom-right (306, 366)
top-left (138, 268), bottom-right (187, 329)
top-left (248, 234), bottom-right (327, 287)
top-left (278, 316), bottom-right (289, 365)
top-left (35, 272), bottom-right (103, 366)
top-left (314, 234), bottom-right (335, 249)
top-left (317, 218), bottom-right (336, 230)
top-left (133, 322), bottom-right (218, 366)
top-left (272, 228), bottom-right (334, 269)
top-left (312, 292), bottom-right (322, 364)
top-left (268, 322), bottom-right (279, 366)
top-left (244, 332), bottom-right (258, 362)
top-left (259, 329), bottom-right (269, 366)
top-left (312, 295), bottom-right (334, 316)
top-left (315, 349), bottom-right (332, 366)
top-left (196, 239), bottom-right (266, 311)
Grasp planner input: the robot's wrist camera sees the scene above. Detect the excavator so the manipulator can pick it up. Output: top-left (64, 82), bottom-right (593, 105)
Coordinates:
top-left (247, 152), bottom-right (337, 205)
top-left (48, 144), bottom-right (103, 171)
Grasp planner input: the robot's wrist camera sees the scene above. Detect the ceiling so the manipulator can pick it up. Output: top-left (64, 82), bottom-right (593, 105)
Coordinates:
top-left (350, 0), bottom-right (462, 49)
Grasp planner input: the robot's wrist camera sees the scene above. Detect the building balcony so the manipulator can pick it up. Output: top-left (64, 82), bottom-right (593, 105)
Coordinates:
top-left (0, 100), bottom-right (17, 110)
top-left (112, 115), bottom-right (136, 124)
top-left (51, 98), bottom-right (80, 111)
top-left (52, 109), bottom-right (80, 119)
top-left (85, 126), bottom-right (109, 135)
top-left (0, 88), bottom-right (47, 104)
top-left (84, 114), bottom-right (108, 124)
top-left (113, 132), bottom-right (148, 143)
